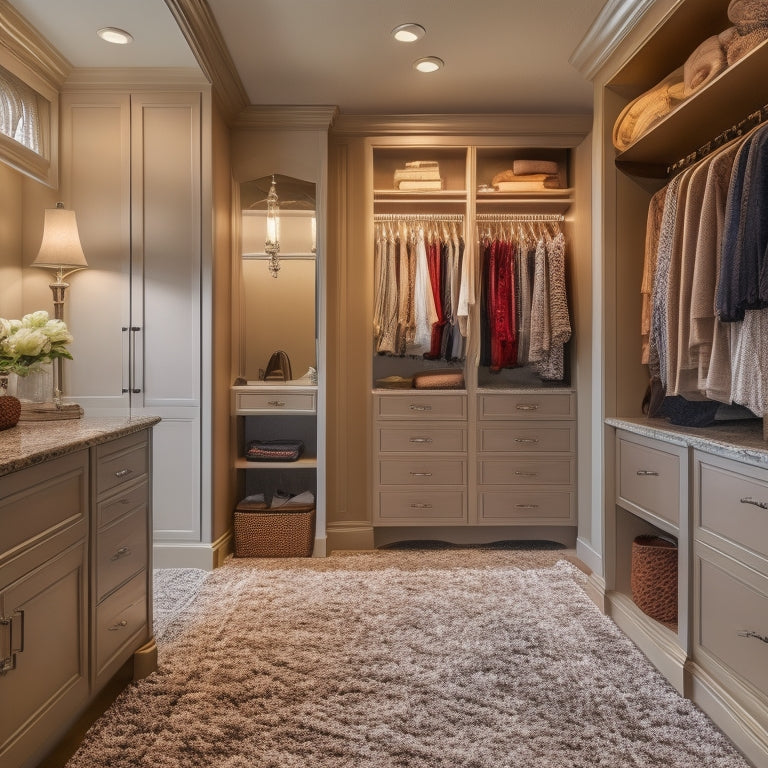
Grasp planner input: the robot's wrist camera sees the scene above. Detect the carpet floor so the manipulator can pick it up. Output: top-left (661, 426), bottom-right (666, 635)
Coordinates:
top-left (65, 549), bottom-right (750, 767)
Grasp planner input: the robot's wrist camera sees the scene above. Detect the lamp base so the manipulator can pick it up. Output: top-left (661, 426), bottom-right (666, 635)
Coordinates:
top-left (19, 401), bottom-right (84, 422)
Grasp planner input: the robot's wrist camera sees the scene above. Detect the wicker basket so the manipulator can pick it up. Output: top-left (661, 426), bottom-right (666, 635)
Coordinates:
top-left (234, 502), bottom-right (315, 558)
top-left (630, 534), bottom-right (678, 623)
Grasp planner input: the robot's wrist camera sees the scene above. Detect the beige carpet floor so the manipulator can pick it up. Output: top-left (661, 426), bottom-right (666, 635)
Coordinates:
top-left (65, 548), bottom-right (750, 767)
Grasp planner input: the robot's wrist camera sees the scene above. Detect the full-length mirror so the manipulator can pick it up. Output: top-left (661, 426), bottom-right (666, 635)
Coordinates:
top-left (239, 174), bottom-right (316, 382)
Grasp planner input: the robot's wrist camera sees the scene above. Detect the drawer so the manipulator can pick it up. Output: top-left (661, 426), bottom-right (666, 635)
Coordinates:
top-left (377, 425), bottom-right (467, 453)
top-left (617, 435), bottom-right (681, 528)
top-left (96, 431), bottom-right (149, 498)
top-left (94, 570), bottom-right (148, 676)
top-left (695, 551), bottom-right (768, 699)
top-left (478, 490), bottom-right (575, 523)
top-left (96, 508), bottom-right (148, 602)
top-left (378, 458), bottom-right (467, 486)
top-left (234, 391), bottom-right (316, 414)
top-left (478, 457), bottom-right (575, 486)
top-left (375, 393), bottom-right (467, 420)
top-left (478, 392), bottom-right (575, 420)
top-left (98, 479), bottom-right (149, 529)
top-left (376, 490), bottom-right (466, 523)
top-left (0, 451), bottom-right (88, 561)
top-left (696, 453), bottom-right (768, 560)
top-left (479, 423), bottom-right (575, 453)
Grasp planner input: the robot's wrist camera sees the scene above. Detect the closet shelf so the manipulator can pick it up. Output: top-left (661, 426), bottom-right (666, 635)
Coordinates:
top-left (614, 38), bottom-right (768, 177)
top-left (235, 456), bottom-right (318, 470)
top-left (374, 189), bottom-right (467, 199)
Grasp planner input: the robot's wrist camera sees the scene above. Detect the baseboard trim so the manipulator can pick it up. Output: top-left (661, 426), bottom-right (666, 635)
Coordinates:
top-left (576, 537), bottom-right (603, 576)
top-left (132, 638), bottom-right (158, 680)
top-left (584, 571), bottom-right (607, 613)
top-left (326, 521), bottom-right (375, 552)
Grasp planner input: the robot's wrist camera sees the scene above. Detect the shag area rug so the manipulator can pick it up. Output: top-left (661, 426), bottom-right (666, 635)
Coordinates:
top-left (65, 550), bottom-right (750, 768)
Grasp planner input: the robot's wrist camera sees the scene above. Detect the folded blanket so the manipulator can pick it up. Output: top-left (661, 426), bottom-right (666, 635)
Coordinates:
top-left (683, 34), bottom-right (727, 96)
top-left (726, 24), bottom-right (768, 64)
top-left (491, 170), bottom-right (551, 185)
top-left (512, 159), bottom-right (560, 176)
top-left (728, 0), bottom-right (768, 33)
top-left (612, 67), bottom-right (686, 151)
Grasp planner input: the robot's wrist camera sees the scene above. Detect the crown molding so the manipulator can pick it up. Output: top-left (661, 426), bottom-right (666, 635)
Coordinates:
top-left (331, 113), bottom-right (592, 141)
top-left (62, 67), bottom-right (209, 91)
top-left (233, 105), bottom-right (339, 131)
top-left (0, 0), bottom-right (71, 89)
top-left (163, 0), bottom-right (248, 122)
top-left (569, 0), bottom-right (657, 80)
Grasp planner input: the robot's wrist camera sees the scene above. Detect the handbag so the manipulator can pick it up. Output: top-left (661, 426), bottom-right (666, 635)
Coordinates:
top-left (246, 439), bottom-right (304, 462)
top-left (264, 350), bottom-right (292, 382)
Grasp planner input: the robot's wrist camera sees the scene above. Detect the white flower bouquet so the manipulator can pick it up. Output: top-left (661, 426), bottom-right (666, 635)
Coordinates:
top-left (0, 311), bottom-right (74, 377)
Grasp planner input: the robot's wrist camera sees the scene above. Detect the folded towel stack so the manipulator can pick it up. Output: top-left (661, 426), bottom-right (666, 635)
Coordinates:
top-left (393, 160), bottom-right (444, 191)
top-left (490, 160), bottom-right (561, 191)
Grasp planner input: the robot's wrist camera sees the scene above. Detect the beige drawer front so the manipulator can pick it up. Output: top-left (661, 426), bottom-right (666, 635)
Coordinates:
top-left (378, 458), bottom-right (467, 486)
top-left (377, 425), bottom-right (467, 453)
top-left (235, 391), bottom-right (316, 414)
top-left (617, 436), bottom-right (680, 527)
top-left (697, 455), bottom-right (768, 560)
top-left (377, 490), bottom-right (466, 523)
top-left (478, 490), bottom-right (574, 523)
top-left (479, 424), bottom-right (575, 453)
top-left (96, 432), bottom-right (149, 498)
top-left (98, 479), bottom-right (149, 529)
top-left (96, 508), bottom-right (148, 602)
top-left (696, 553), bottom-right (768, 699)
top-left (376, 393), bottom-right (467, 420)
top-left (0, 451), bottom-right (88, 561)
top-left (479, 457), bottom-right (575, 486)
top-left (478, 392), bottom-right (575, 420)
top-left (95, 571), bottom-right (148, 676)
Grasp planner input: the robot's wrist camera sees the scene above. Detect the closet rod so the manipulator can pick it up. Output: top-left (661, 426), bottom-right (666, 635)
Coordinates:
top-left (373, 213), bottom-right (464, 222)
top-left (475, 213), bottom-right (564, 222)
top-left (666, 101), bottom-right (768, 176)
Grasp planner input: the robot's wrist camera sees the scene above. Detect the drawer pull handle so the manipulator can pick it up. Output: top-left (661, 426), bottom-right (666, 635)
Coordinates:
top-left (111, 546), bottom-right (131, 561)
top-left (409, 437), bottom-right (433, 444)
top-left (108, 619), bottom-right (128, 632)
top-left (515, 503), bottom-right (539, 509)
top-left (515, 438), bottom-right (539, 444)
top-left (740, 496), bottom-right (768, 510)
top-left (409, 404), bottom-right (432, 411)
top-left (114, 468), bottom-right (133, 479)
top-left (737, 630), bottom-right (768, 644)
top-left (636, 470), bottom-right (659, 476)
top-left (514, 471), bottom-right (538, 477)
top-left (409, 503), bottom-right (433, 509)
top-left (410, 472), bottom-right (433, 477)
top-left (515, 404), bottom-right (539, 411)
top-left (267, 400), bottom-right (286, 407)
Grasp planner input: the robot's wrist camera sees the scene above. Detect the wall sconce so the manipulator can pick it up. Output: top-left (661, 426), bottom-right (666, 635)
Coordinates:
top-left (31, 202), bottom-right (87, 405)
top-left (265, 175), bottom-right (281, 277)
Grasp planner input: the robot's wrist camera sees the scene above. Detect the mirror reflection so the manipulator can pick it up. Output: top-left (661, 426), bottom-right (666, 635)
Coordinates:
top-left (240, 175), bottom-right (316, 382)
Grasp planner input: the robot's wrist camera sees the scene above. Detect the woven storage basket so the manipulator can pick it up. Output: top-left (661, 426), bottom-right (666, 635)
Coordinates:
top-left (630, 534), bottom-right (678, 622)
top-left (234, 502), bottom-right (315, 558)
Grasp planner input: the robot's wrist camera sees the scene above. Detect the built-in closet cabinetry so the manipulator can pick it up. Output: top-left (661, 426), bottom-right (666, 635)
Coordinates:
top-left (368, 134), bottom-right (587, 541)
top-left (60, 85), bottom-right (210, 567)
top-left (584, 0), bottom-right (768, 762)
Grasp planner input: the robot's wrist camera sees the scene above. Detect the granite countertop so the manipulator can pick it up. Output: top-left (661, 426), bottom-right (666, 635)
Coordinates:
top-left (606, 416), bottom-right (768, 466)
top-left (0, 416), bottom-right (161, 477)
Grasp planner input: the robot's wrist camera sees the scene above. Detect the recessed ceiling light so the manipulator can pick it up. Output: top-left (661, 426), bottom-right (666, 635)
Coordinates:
top-left (392, 23), bottom-right (426, 43)
top-left (414, 57), bottom-right (444, 73)
top-left (97, 27), bottom-right (134, 45)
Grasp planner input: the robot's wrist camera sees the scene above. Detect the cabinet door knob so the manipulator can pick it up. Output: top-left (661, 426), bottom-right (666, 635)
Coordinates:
top-left (636, 470), bottom-right (659, 476)
top-left (514, 471), bottom-right (538, 477)
top-left (409, 437), bottom-right (433, 444)
top-left (409, 404), bottom-right (432, 411)
top-left (410, 472), bottom-right (433, 477)
top-left (108, 619), bottom-right (129, 631)
top-left (740, 496), bottom-right (768, 510)
top-left (267, 400), bottom-right (286, 407)
top-left (409, 503), bottom-right (433, 509)
top-left (111, 546), bottom-right (131, 561)
top-left (514, 438), bottom-right (539, 444)
top-left (0, 610), bottom-right (24, 675)
top-left (515, 404), bottom-right (539, 411)
top-left (737, 630), bottom-right (768, 644)
top-left (515, 503), bottom-right (539, 509)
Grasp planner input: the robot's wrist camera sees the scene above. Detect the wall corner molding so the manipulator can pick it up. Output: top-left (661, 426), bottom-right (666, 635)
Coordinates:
top-left (0, 0), bottom-right (71, 89)
top-left (569, 0), bottom-right (657, 81)
top-left (163, 0), bottom-right (249, 123)
top-left (233, 105), bottom-right (339, 131)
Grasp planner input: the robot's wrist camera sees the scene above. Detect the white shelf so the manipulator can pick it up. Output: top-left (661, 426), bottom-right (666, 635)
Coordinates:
top-left (235, 456), bottom-right (317, 470)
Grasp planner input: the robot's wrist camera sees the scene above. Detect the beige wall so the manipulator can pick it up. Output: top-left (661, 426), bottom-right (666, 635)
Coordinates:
top-left (0, 163), bottom-right (23, 319)
top-left (210, 100), bottom-right (235, 545)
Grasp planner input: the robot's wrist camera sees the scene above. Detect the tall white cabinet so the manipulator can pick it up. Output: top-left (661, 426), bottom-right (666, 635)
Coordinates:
top-left (60, 81), bottom-right (210, 567)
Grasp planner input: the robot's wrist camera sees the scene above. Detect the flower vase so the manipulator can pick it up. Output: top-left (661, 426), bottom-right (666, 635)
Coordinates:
top-left (12, 363), bottom-right (54, 403)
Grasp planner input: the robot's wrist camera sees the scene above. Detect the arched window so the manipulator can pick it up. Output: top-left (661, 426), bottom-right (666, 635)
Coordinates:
top-left (0, 64), bottom-right (43, 155)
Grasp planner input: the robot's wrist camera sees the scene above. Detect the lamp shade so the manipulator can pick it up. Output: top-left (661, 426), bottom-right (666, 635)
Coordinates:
top-left (32, 204), bottom-right (88, 269)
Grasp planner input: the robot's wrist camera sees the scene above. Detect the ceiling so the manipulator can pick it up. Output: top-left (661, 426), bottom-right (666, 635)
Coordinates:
top-left (7, 0), bottom-right (607, 115)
